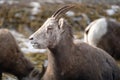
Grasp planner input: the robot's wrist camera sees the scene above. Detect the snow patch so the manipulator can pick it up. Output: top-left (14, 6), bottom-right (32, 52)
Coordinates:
top-left (106, 5), bottom-right (120, 16)
top-left (0, 1), bottom-right (4, 4)
top-left (106, 9), bottom-right (115, 16)
top-left (66, 11), bottom-right (75, 16)
top-left (44, 60), bottom-right (48, 67)
top-left (10, 30), bottom-right (47, 54)
top-left (30, 2), bottom-right (41, 8)
top-left (30, 2), bottom-right (41, 15)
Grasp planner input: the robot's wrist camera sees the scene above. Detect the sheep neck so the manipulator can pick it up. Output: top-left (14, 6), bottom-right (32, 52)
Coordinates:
top-left (47, 28), bottom-right (74, 79)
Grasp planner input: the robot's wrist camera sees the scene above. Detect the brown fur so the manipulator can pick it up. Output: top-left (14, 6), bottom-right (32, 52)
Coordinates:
top-left (41, 20), bottom-right (120, 80)
top-left (29, 6), bottom-right (120, 80)
top-left (97, 19), bottom-right (120, 59)
top-left (0, 29), bottom-right (41, 80)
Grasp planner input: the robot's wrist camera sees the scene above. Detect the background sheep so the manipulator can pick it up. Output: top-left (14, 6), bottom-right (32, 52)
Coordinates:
top-left (84, 18), bottom-right (120, 59)
top-left (0, 29), bottom-right (44, 80)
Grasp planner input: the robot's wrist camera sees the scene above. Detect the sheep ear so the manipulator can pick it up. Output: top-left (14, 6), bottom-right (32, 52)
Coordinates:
top-left (58, 18), bottom-right (65, 29)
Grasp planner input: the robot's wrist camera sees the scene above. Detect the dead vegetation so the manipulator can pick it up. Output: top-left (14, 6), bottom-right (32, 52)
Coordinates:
top-left (0, 3), bottom-right (120, 36)
top-left (1, 2), bottom-right (120, 79)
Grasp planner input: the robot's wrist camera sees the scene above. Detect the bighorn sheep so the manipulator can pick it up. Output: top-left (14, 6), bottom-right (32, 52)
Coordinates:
top-left (0, 29), bottom-right (45, 80)
top-left (29, 6), bottom-right (120, 80)
top-left (84, 18), bottom-right (120, 59)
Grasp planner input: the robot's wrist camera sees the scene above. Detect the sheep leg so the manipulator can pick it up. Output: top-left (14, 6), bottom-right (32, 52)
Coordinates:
top-left (0, 71), bottom-right (2, 80)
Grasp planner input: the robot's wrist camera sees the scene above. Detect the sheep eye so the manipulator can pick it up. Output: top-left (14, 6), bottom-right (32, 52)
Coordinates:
top-left (47, 27), bottom-right (53, 33)
top-left (47, 27), bottom-right (53, 30)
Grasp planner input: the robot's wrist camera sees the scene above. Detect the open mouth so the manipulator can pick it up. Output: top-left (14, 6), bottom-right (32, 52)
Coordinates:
top-left (30, 41), bottom-right (47, 49)
top-left (30, 41), bottom-right (39, 48)
top-left (32, 43), bottom-right (40, 48)
top-left (32, 43), bottom-right (38, 46)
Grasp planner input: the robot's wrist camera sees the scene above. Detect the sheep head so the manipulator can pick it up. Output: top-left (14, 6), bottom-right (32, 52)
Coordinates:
top-left (29, 5), bottom-right (74, 49)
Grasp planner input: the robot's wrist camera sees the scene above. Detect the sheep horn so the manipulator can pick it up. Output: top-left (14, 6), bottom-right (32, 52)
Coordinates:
top-left (52, 6), bottom-right (70, 17)
top-left (52, 5), bottom-right (75, 20)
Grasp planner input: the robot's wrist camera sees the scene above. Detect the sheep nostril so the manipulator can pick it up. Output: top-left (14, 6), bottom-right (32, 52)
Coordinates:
top-left (29, 37), bottom-right (34, 40)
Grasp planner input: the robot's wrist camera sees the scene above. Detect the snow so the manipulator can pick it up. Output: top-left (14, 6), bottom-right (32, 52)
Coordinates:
top-left (44, 60), bottom-right (48, 67)
top-left (106, 5), bottom-right (120, 16)
top-left (10, 30), bottom-right (47, 54)
top-left (8, 1), bottom-right (19, 5)
top-left (111, 5), bottom-right (120, 12)
top-left (106, 9), bottom-right (115, 16)
top-left (0, 0), bottom-right (19, 5)
top-left (30, 2), bottom-right (41, 15)
top-left (15, 13), bottom-right (22, 18)
top-left (0, 1), bottom-right (4, 4)
top-left (20, 40), bottom-right (47, 54)
top-left (31, 7), bottom-right (40, 15)
top-left (30, 2), bottom-right (41, 8)
top-left (66, 11), bottom-right (75, 16)
top-left (29, 16), bottom-right (36, 20)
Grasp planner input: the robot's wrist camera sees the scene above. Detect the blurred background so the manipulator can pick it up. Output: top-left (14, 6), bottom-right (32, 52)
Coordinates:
top-left (0, 0), bottom-right (120, 79)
